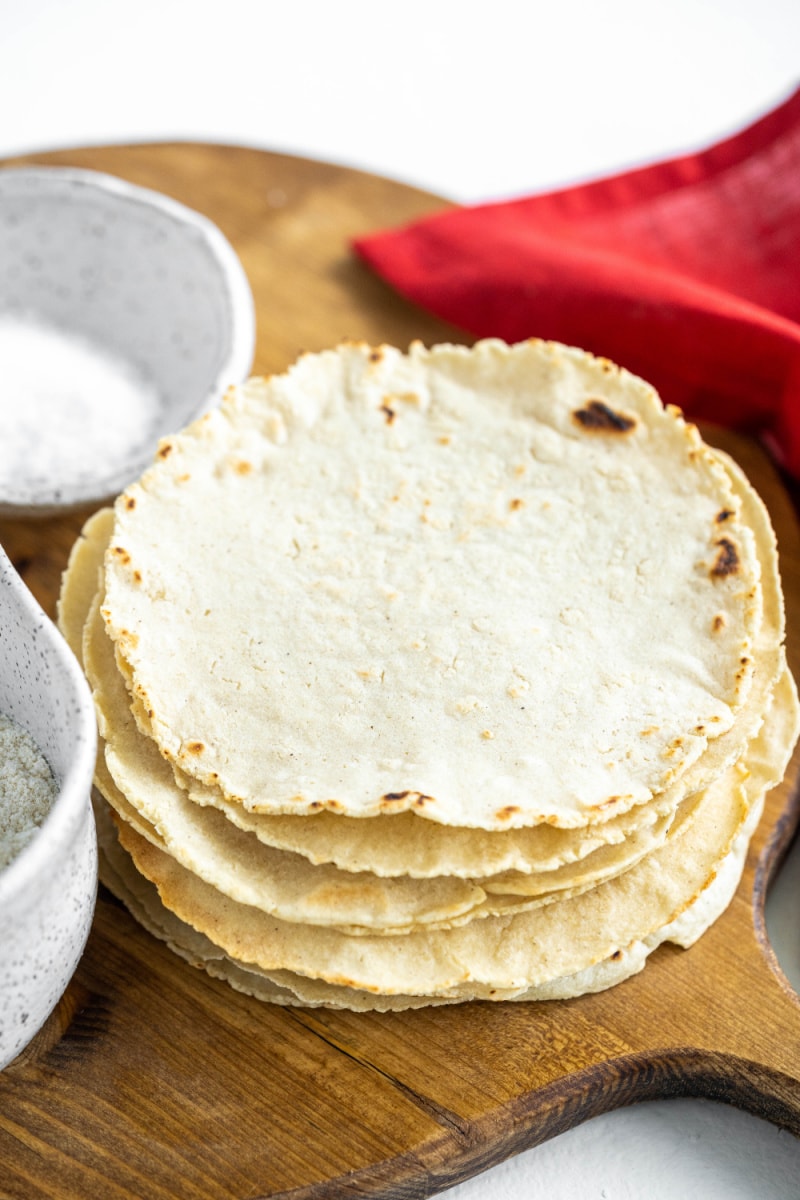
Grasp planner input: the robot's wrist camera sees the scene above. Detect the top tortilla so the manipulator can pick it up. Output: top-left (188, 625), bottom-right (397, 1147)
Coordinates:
top-left (101, 338), bottom-right (761, 829)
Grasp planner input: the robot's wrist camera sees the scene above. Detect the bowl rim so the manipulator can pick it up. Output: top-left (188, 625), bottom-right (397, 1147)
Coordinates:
top-left (0, 163), bottom-right (257, 515)
top-left (0, 544), bottom-right (98, 908)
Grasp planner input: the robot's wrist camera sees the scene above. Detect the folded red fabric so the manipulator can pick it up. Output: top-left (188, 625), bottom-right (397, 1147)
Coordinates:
top-left (354, 86), bottom-right (800, 476)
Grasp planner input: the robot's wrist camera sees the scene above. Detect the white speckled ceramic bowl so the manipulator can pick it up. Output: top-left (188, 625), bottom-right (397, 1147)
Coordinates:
top-left (0, 545), bottom-right (97, 1070)
top-left (0, 165), bottom-right (255, 517)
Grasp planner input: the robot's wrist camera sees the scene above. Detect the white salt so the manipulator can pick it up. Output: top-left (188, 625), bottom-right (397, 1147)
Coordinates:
top-left (0, 711), bottom-right (58, 872)
top-left (0, 313), bottom-right (163, 495)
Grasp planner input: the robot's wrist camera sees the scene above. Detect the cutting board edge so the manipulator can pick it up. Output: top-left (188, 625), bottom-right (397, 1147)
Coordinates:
top-left (262, 1043), bottom-right (800, 1200)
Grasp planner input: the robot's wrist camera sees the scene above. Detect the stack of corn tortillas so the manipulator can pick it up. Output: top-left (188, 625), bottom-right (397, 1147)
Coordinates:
top-left (58, 338), bottom-right (799, 1010)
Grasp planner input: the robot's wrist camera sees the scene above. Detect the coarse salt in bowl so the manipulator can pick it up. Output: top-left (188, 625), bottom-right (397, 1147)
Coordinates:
top-left (0, 544), bottom-right (97, 1070)
top-left (0, 165), bottom-right (256, 517)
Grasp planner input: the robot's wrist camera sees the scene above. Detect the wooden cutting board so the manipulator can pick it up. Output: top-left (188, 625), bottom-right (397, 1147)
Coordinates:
top-left (1, 143), bottom-right (799, 1200)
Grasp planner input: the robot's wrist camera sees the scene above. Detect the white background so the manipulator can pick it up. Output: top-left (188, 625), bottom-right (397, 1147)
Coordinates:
top-left (2, 1), bottom-right (800, 1196)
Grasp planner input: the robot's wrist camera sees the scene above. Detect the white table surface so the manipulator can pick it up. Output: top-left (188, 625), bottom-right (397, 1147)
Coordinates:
top-left (2, 1), bottom-right (799, 1196)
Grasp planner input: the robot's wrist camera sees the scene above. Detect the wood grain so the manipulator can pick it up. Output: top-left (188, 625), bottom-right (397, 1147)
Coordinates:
top-left (0, 143), bottom-right (798, 1200)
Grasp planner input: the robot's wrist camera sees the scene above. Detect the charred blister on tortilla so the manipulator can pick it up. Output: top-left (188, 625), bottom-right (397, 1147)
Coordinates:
top-left (571, 399), bottom-right (637, 434)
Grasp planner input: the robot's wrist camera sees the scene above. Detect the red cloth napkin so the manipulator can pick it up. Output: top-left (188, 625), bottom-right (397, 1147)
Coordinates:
top-left (354, 86), bottom-right (800, 477)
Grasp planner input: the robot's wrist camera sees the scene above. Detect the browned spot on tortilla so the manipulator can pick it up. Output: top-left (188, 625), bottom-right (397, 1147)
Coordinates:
top-left (327, 972), bottom-right (382, 993)
top-left (382, 791), bottom-right (410, 802)
top-left (494, 805), bottom-right (520, 820)
top-left (573, 399), bottom-right (637, 434)
top-left (712, 613), bottom-right (727, 633)
top-left (124, 496), bottom-right (136, 510)
top-left (369, 348), bottom-right (384, 364)
top-left (438, 435), bottom-right (451, 446)
top-left (716, 509), bottom-right (734, 524)
top-left (380, 403), bottom-right (396, 424)
top-left (663, 736), bottom-right (685, 759)
top-left (611, 950), bottom-right (623, 961)
top-left (157, 442), bottom-right (173, 460)
top-left (309, 801), bottom-right (323, 810)
top-left (111, 545), bottom-right (131, 565)
top-left (234, 459), bottom-right (253, 475)
top-left (132, 570), bottom-right (142, 584)
top-left (185, 741), bottom-right (205, 756)
top-left (509, 498), bottom-right (524, 511)
top-left (711, 537), bottom-right (740, 578)
top-left (592, 795), bottom-right (624, 811)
